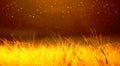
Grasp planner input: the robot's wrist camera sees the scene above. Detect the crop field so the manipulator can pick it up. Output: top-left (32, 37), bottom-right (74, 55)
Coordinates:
top-left (0, 34), bottom-right (120, 66)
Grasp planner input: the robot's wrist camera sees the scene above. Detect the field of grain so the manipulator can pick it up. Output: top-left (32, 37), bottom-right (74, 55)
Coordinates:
top-left (0, 35), bottom-right (120, 66)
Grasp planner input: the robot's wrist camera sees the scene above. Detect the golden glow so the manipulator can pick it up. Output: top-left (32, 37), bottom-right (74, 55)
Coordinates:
top-left (0, 37), bottom-right (120, 66)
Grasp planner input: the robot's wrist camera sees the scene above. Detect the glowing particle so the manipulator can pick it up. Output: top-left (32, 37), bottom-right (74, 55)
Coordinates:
top-left (104, 3), bottom-right (109, 8)
top-left (11, 16), bottom-right (14, 18)
top-left (6, 4), bottom-right (9, 7)
top-left (32, 16), bottom-right (35, 18)
top-left (40, 12), bottom-right (42, 14)
top-left (66, 6), bottom-right (72, 9)
top-left (114, 10), bottom-right (118, 14)
top-left (17, 8), bottom-right (23, 12)
top-left (66, 11), bottom-right (70, 14)
top-left (10, 3), bottom-right (13, 6)
top-left (66, 6), bottom-right (70, 9)
top-left (39, 6), bottom-right (42, 9)
top-left (97, 11), bottom-right (100, 14)
top-left (80, 2), bottom-right (84, 6)
top-left (95, 0), bottom-right (99, 2)
top-left (106, 3), bottom-right (109, 6)
top-left (17, 9), bottom-right (20, 12)
top-left (36, 9), bottom-right (39, 12)
top-left (80, 1), bottom-right (83, 4)
top-left (54, 2), bottom-right (57, 5)
top-left (20, 8), bottom-right (23, 10)
top-left (50, 5), bottom-right (54, 8)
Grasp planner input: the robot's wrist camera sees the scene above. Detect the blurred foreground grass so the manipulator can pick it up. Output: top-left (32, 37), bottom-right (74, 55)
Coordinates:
top-left (0, 35), bottom-right (120, 66)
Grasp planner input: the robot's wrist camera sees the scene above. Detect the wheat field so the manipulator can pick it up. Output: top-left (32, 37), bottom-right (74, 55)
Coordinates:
top-left (0, 35), bottom-right (120, 66)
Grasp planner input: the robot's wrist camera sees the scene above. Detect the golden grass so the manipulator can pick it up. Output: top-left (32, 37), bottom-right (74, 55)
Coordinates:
top-left (0, 36), bottom-right (120, 66)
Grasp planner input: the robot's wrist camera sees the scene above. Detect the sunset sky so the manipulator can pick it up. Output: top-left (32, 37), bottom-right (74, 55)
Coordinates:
top-left (0, 0), bottom-right (120, 36)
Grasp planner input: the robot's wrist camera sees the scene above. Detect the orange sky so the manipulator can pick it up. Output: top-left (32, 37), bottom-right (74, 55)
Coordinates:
top-left (0, 0), bottom-right (120, 36)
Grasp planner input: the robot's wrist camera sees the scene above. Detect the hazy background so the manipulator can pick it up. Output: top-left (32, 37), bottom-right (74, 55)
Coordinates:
top-left (0, 0), bottom-right (120, 38)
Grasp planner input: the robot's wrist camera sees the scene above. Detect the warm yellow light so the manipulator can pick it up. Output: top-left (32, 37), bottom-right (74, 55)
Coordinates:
top-left (0, 37), bottom-right (119, 66)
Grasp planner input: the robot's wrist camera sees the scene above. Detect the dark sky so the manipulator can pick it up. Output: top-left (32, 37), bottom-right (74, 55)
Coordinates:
top-left (0, 0), bottom-right (120, 36)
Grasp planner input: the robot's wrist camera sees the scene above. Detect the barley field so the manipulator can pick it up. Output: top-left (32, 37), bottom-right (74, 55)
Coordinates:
top-left (0, 35), bottom-right (120, 66)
